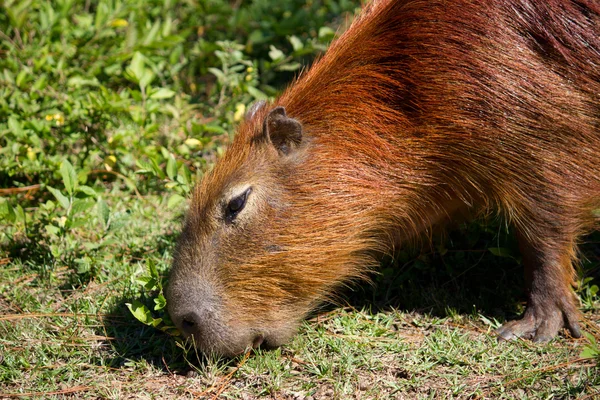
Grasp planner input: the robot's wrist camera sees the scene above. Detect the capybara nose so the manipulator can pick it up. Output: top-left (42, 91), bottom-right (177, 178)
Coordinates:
top-left (180, 311), bottom-right (203, 336)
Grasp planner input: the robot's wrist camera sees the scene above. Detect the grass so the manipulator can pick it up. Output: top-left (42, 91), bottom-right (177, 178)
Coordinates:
top-left (1, 191), bottom-right (599, 398)
top-left (1, 0), bottom-right (599, 398)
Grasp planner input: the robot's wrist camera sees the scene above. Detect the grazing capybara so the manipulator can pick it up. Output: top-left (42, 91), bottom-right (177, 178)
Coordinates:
top-left (166, 0), bottom-right (600, 356)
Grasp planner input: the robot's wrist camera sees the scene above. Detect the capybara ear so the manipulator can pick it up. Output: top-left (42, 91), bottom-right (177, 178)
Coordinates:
top-left (263, 106), bottom-right (303, 155)
top-left (245, 100), bottom-right (266, 120)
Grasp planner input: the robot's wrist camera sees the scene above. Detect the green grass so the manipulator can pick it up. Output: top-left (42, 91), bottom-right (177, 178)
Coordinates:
top-left (1, 192), bottom-right (598, 398)
top-left (1, 0), bottom-right (599, 398)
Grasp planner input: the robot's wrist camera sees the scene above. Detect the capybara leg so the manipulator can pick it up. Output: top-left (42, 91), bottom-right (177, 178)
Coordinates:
top-left (496, 230), bottom-right (581, 342)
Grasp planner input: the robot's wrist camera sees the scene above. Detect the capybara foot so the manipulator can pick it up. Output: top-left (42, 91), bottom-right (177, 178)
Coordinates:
top-left (496, 303), bottom-right (581, 342)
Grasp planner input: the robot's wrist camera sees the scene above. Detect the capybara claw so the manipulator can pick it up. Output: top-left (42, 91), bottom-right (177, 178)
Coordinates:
top-left (567, 322), bottom-right (582, 339)
top-left (496, 319), bottom-right (535, 342)
top-left (496, 304), bottom-right (582, 343)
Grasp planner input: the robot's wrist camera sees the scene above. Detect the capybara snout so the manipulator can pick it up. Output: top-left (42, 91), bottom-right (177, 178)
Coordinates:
top-left (167, 0), bottom-right (600, 356)
top-left (167, 217), bottom-right (301, 356)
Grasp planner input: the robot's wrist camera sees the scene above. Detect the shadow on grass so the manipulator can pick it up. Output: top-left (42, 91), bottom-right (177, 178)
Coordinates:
top-left (340, 226), bottom-right (600, 324)
top-left (1, 220), bottom-right (55, 274)
top-left (316, 220), bottom-right (524, 323)
top-left (100, 221), bottom-right (600, 372)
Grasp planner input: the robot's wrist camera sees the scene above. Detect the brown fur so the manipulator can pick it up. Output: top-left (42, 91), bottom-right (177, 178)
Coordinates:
top-left (166, 0), bottom-right (600, 356)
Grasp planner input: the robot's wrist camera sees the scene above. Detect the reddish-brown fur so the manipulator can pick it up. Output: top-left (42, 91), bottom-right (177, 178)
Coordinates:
top-left (166, 0), bottom-right (600, 356)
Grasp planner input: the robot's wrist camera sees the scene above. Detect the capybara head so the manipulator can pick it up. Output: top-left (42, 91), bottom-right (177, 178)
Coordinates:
top-left (166, 104), bottom-right (379, 356)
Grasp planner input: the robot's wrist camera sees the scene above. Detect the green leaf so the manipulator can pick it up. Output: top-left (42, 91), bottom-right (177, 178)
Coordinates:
top-left (75, 257), bottom-right (92, 274)
top-left (166, 154), bottom-right (177, 180)
top-left (488, 247), bottom-right (513, 258)
top-left (289, 35), bottom-right (303, 52)
top-left (139, 68), bottom-right (155, 89)
top-left (207, 67), bottom-right (225, 83)
top-left (150, 158), bottom-right (166, 179)
top-left (580, 347), bottom-right (598, 359)
top-left (142, 19), bottom-right (161, 46)
top-left (176, 165), bottom-right (192, 192)
top-left (134, 274), bottom-right (158, 291)
top-left (583, 331), bottom-right (597, 345)
top-left (78, 185), bottom-right (97, 197)
top-left (45, 224), bottom-right (60, 237)
top-left (0, 198), bottom-right (16, 223)
top-left (70, 217), bottom-right (89, 229)
top-left (277, 62), bottom-right (301, 72)
top-left (167, 194), bottom-right (185, 209)
top-left (154, 294), bottom-right (167, 311)
top-left (246, 86), bottom-right (268, 100)
top-left (127, 51), bottom-right (145, 82)
top-left (84, 238), bottom-right (117, 250)
top-left (162, 326), bottom-right (181, 336)
top-left (60, 159), bottom-right (78, 195)
top-left (150, 87), bottom-right (176, 100)
top-left (176, 167), bottom-right (189, 186)
top-left (146, 259), bottom-right (162, 291)
top-left (268, 45), bottom-right (284, 61)
top-left (318, 26), bottom-right (335, 40)
top-left (67, 76), bottom-right (99, 87)
top-left (202, 124), bottom-right (227, 135)
top-left (47, 186), bottom-right (70, 209)
top-left (13, 205), bottom-right (26, 224)
top-left (16, 70), bottom-right (28, 88)
top-left (8, 117), bottom-right (24, 138)
top-left (135, 159), bottom-right (157, 176)
top-left (126, 300), bottom-right (155, 325)
top-left (97, 197), bottom-right (110, 228)
top-left (32, 74), bottom-right (48, 91)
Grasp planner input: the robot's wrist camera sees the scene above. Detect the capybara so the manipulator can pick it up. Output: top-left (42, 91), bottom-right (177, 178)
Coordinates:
top-left (166, 0), bottom-right (600, 356)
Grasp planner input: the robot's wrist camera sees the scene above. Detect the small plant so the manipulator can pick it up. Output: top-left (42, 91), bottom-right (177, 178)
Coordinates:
top-left (46, 159), bottom-right (98, 236)
top-left (127, 259), bottom-right (180, 337)
top-left (136, 151), bottom-right (195, 210)
top-left (580, 277), bottom-right (599, 311)
top-left (0, 197), bottom-right (26, 232)
top-left (580, 332), bottom-right (600, 361)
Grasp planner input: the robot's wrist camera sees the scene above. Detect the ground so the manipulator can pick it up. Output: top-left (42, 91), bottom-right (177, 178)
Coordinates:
top-left (1, 192), bottom-right (599, 399)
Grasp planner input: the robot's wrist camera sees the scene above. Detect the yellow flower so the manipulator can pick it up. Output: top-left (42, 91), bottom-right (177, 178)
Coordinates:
top-left (184, 138), bottom-right (201, 148)
top-left (104, 155), bottom-right (117, 171)
top-left (110, 19), bottom-right (129, 28)
top-left (233, 103), bottom-right (246, 122)
top-left (27, 147), bottom-right (36, 161)
top-left (54, 113), bottom-right (65, 126)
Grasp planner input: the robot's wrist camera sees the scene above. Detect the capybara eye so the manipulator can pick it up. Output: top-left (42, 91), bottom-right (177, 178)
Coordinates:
top-left (225, 187), bottom-right (251, 222)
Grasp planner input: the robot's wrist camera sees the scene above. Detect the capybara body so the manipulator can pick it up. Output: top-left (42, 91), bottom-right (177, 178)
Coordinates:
top-left (166, 0), bottom-right (600, 356)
